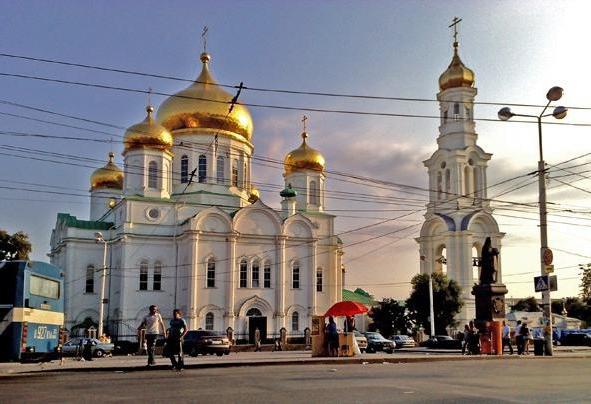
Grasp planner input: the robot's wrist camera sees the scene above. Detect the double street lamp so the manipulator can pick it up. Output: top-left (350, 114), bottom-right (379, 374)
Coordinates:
top-left (498, 86), bottom-right (567, 356)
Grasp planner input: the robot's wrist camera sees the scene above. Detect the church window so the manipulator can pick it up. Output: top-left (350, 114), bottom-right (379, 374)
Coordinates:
top-left (252, 260), bottom-right (260, 288)
top-left (153, 262), bottom-right (162, 291)
top-left (205, 312), bottom-right (214, 331)
top-left (246, 308), bottom-right (262, 317)
top-left (217, 156), bottom-right (225, 184)
top-left (207, 258), bottom-right (215, 288)
top-left (443, 110), bottom-right (448, 123)
top-left (445, 169), bottom-right (451, 197)
top-left (139, 261), bottom-right (148, 291)
top-left (180, 155), bottom-right (189, 183)
top-left (309, 180), bottom-right (319, 205)
top-left (292, 311), bottom-right (299, 332)
top-left (148, 161), bottom-right (158, 189)
top-left (198, 155), bottom-right (207, 183)
top-left (263, 262), bottom-right (271, 288)
top-left (473, 167), bottom-right (479, 198)
top-left (292, 262), bottom-right (300, 289)
top-left (316, 268), bottom-right (323, 292)
top-left (85, 265), bottom-right (94, 293)
top-left (239, 260), bottom-right (248, 288)
top-left (437, 172), bottom-right (442, 200)
top-left (464, 165), bottom-right (471, 195)
top-left (453, 102), bottom-right (460, 119)
top-left (231, 160), bottom-right (238, 187)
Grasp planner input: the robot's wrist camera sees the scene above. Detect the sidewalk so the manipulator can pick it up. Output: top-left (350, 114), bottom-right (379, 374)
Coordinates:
top-left (1, 346), bottom-right (589, 376)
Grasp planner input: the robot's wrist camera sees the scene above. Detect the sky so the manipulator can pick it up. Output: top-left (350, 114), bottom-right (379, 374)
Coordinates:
top-left (1, 0), bottom-right (591, 301)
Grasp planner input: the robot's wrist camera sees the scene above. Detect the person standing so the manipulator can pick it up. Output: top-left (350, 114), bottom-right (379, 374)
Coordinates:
top-left (520, 322), bottom-right (531, 355)
top-left (461, 324), bottom-right (470, 355)
top-left (326, 316), bottom-right (339, 357)
top-left (254, 327), bottom-right (262, 352)
top-left (515, 320), bottom-right (523, 355)
top-left (167, 309), bottom-right (188, 371)
top-left (502, 321), bottom-right (513, 355)
top-left (137, 305), bottom-right (166, 366)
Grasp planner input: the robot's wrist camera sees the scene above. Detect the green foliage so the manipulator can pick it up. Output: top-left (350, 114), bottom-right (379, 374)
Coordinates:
top-left (405, 272), bottom-right (463, 335)
top-left (552, 297), bottom-right (591, 327)
top-left (511, 296), bottom-right (540, 312)
top-left (579, 264), bottom-right (591, 303)
top-left (368, 298), bottom-right (411, 338)
top-left (0, 230), bottom-right (32, 261)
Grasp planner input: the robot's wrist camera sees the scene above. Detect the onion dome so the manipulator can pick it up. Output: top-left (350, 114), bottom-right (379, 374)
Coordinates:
top-left (438, 41), bottom-right (475, 91)
top-left (123, 106), bottom-right (173, 154)
top-left (248, 186), bottom-right (260, 203)
top-left (284, 132), bottom-right (325, 175)
top-left (280, 184), bottom-right (297, 199)
top-left (90, 152), bottom-right (123, 191)
top-left (156, 52), bottom-right (253, 142)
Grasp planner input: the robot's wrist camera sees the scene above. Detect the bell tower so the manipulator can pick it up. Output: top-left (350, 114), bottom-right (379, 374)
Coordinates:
top-left (416, 19), bottom-right (504, 326)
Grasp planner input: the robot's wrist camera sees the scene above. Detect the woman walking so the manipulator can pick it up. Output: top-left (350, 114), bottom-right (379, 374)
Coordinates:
top-left (167, 309), bottom-right (188, 371)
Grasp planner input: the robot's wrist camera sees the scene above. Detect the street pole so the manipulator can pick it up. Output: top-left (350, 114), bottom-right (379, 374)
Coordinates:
top-left (537, 116), bottom-right (553, 355)
top-left (429, 273), bottom-right (436, 337)
top-left (98, 238), bottom-right (108, 338)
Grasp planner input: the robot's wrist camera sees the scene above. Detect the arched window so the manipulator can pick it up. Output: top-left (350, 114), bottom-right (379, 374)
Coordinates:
top-left (85, 265), bottom-right (94, 293)
top-left (252, 260), bottom-right (260, 288)
top-left (473, 167), bottom-right (479, 198)
top-left (246, 308), bottom-right (262, 317)
top-left (263, 261), bottom-right (271, 288)
top-left (239, 260), bottom-right (248, 288)
top-left (198, 154), bottom-right (207, 183)
top-left (437, 172), bottom-right (442, 200)
top-left (139, 260), bottom-right (148, 290)
top-left (309, 180), bottom-right (318, 205)
top-left (292, 262), bottom-right (300, 289)
top-left (316, 267), bottom-right (323, 292)
top-left (231, 160), bottom-right (238, 187)
top-left (148, 161), bottom-right (158, 189)
top-left (464, 165), bottom-right (471, 196)
top-left (153, 261), bottom-right (162, 291)
top-left (443, 110), bottom-right (448, 123)
top-left (445, 169), bottom-right (451, 197)
top-left (216, 156), bottom-right (225, 184)
top-left (205, 312), bottom-right (214, 331)
top-left (180, 155), bottom-right (189, 183)
top-left (291, 311), bottom-right (299, 332)
top-left (453, 102), bottom-right (460, 119)
top-left (207, 258), bottom-right (215, 288)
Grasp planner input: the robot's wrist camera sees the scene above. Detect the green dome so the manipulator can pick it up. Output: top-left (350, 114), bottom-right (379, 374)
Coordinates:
top-left (280, 184), bottom-right (297, 198)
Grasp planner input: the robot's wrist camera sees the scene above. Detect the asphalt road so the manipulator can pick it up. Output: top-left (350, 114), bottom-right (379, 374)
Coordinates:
top-left (1, 358), bottom-right (589, 403)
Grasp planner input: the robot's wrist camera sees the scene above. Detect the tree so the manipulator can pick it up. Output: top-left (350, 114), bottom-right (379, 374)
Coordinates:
top-left (579, 263), bottom-right (591, 303)
top-left (552, 297), bottom-right (591, 327)
top-left (0, 230), bottom-right (32, 261)
top-left (405, 273), bottom-right (463, 335)
top-left (368, 298), bottom-right (412, 338)
top-left (511, 297), bottom-right (540, 312)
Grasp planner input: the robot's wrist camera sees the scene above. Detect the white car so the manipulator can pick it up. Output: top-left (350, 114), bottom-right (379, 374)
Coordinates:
top-left (353, 331), bottom-right (368, 353)
top-left (62, 338), bottom-right (114, 358)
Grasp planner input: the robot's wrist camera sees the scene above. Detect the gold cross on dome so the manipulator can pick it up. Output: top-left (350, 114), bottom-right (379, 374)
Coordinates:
top-left (449, 17), bottom-right (462, 43)
top-left (202, 26), bottom-right (208, 53)
top-left (301, 115), bottom-right (308, 132)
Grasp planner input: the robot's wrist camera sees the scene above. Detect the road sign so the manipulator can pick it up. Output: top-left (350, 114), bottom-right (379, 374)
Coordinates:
top-left (545, 264), bottom-right (554, 274)
top-left (543, 248), bottom-right (553, 266)
top-left (534, 275), bottom-right (549, 292)
top-left (549, 275), bottom-right (558, 292)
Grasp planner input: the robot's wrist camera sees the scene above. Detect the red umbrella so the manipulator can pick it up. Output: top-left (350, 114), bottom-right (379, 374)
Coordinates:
top-left (324, 301), bottom-right (369, 317)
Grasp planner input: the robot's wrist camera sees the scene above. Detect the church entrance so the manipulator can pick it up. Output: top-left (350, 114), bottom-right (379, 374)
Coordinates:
top-left (246, 308), bottom-right (267, 344)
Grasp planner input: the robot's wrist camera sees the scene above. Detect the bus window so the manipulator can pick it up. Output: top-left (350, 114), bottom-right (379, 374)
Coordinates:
top-left (30, 275), bottom-right (60, 299)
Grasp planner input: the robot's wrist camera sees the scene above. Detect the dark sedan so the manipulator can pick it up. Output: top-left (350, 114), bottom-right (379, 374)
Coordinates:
top-left (182, 330), bottom-right (231, 356)
top-left (560, 333), bottom-right (591, 346)
top-left (363, 332), bottom-right (395, 353)
top-left (422, 335), bottom-right (462, 349)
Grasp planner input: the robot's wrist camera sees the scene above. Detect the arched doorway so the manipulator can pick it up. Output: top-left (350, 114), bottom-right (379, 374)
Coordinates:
top-left (246, 308), bottom-right (266, 344)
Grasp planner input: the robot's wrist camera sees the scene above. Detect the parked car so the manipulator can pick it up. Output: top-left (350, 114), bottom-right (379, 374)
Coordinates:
top-left (422, 335), bottom-right (462, 349)
top-left (560, 332), bottom-right (591, 346)
top-left (392, 335), bottom-right (416, 348)
top-left (62, 338), bottom-right (114, 358)
top-left (183, 330), bottom-right (231, 356)
top-left (363, 332), bottom-right (395, 353)
top-left (353, 331), bottom-right (368, 353)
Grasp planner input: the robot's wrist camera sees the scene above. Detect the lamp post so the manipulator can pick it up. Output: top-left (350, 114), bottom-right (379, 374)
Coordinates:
top-left (95, 232), bottom-right (109, 338)
top-left (498, 86), bottom-right (567, 356)
top-left (429, 273), bottom-right (436, 337)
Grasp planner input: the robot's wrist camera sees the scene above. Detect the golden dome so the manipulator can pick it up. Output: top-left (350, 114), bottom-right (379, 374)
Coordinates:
top-left (284, 132), bottom-right (325, 175)
top-left (438, 42), bottom-right (475, 91)
top-left (90, 152), bottom-right (123, 191)
top-left (156, 52), bottom-right (253, 142)
top-left (248, 186), bottom-right (260, 203)
top-left (123, 106), bottom-right (173, 154)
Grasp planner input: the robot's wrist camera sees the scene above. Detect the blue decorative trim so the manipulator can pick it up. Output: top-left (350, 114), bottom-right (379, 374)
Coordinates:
top-left (434, 213), bottom-right (456, 231)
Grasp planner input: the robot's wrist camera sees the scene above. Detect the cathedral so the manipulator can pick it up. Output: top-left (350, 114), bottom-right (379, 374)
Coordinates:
top-left (417, 30), bottom-right (503, 326)
top-left (49, 49), bottom-right (344, 341)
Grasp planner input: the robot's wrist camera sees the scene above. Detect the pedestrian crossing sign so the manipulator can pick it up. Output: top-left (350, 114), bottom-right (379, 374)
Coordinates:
top-left (534, 275), bottom-right (549, 292)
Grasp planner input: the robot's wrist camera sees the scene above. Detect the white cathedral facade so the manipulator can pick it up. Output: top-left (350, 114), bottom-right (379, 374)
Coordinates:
top-left (417, 36), bottom-right (504, 326)
top-left (50, 50), bottom-right (344, 340)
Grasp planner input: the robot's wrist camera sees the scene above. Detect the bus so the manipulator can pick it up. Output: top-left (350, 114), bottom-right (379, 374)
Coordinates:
top-left (0, 260), bottom-right (65, 362)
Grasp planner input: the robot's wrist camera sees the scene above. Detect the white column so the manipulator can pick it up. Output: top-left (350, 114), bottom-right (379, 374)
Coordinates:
top-left (188, 232), bottom-right (199, 329)
top-left (225, 234), bottom-right (237, 329)
top-left (309, 240), bottom-right (318, 316)
top-left (275, 236), bottom-right (286, 329)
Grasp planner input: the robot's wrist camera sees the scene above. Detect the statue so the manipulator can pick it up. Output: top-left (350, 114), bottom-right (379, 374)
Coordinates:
top-left (479, 237), bottom-right (499, 284)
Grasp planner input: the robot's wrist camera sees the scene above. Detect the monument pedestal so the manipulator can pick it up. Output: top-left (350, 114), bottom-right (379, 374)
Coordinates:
top-left (472, 283), bottom-right (508, 355)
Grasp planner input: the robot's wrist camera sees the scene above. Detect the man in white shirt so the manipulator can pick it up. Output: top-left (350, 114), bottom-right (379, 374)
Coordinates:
top-left (515, 320), bottom-right (523, 355)
top-left (138, 305), bottom-right (166, 366)
top-left (502, 321), bottom-right (513, 355)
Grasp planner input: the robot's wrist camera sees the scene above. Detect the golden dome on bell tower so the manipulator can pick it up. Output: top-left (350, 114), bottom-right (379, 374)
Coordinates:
top-left (438, 41), bottom-right (475, 91)
top-left (90, 152), bottom-right (124, 191)
top-left (123, 105), bottom-right (173, 154)
top-left (156, 52), bottom-right (254, 142)
top-left (284, 131), bottom-right (326, 176)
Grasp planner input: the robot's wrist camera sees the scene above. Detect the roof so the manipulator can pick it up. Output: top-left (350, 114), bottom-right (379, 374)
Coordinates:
top-left (57, 213), bottom-right (113, 230)
top-left (342, 288), bottom-right (377, 306)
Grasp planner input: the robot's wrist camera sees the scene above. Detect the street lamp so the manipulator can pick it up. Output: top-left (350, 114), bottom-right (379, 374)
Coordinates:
top-left (497, 86), bottom-right (568, 356)
top-left (95, 232), bottom-right (108, 338)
